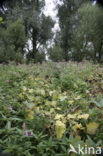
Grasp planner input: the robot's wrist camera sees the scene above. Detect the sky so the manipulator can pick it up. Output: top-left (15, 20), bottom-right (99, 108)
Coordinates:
top-left (27, 0), bottom-right (59, 52)
top-left (44, 0), bottom-right (57, 20)
top-left (44, 0), bottom-right (60, 32)
top-left (44, 0), bottom-right (96, 31)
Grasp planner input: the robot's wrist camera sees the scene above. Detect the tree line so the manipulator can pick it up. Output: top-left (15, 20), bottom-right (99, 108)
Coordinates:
top-left (0, 0), bottom-right (103, 63)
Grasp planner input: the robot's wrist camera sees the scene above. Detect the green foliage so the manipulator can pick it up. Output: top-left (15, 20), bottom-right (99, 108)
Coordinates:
top-left (5, 0), bottom-right (54, 62)
top-left (0, 62), bottom-right (103, 155)
top-left (7, 19), bottom-right (26, 53)
top-left (71, 3), bottom-right (103, 62)
top-left (48, 45), bottom-right (64, 62)
top-left (34, 51), bottom-right (45, 63)
top-left (26, 51), bottom-right (45, 64)
top-left (0, 0), bottom-right (54, 63)
top-left (0, 17), bottom-right (3, 21)
top-left (57, 0), bottom-right (92, 61)
top-left (56, 0), bottom-right (103, 62)
top-left (0, 19), bottom-right (26, 63)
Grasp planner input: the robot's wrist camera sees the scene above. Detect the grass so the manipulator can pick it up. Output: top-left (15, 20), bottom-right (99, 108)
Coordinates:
top-left (0, 61), bottom-right (103, 156)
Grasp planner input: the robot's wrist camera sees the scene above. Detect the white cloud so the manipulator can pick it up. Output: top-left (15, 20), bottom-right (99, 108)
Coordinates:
top-left (44, 0), bottom-right (60, 31)
top-left (44, 0), bottom-right (57, 19)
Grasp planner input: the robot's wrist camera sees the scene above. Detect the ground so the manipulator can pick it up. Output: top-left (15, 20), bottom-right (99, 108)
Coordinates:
top-left (0, 61), bottom-right (103, 156)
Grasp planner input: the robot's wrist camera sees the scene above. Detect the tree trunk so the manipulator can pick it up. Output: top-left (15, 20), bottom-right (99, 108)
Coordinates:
top-left (93, 43), bottom-right (97, 63)
top-left (32, 29), bottom-right (37, 59)
top-left (64, 41), bottom-right (69, 61)
top-left (98, 41), bottom-right (103, 63)
top-left (64, 49), bottom-right (68, 61)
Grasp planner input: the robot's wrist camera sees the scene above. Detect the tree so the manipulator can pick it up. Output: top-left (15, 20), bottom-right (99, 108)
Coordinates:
top-left (0, 0), bottom-right (54, 63)
top-left (0, 19), bottom-right (26, 63)
top-left (5, 0), bottom-right (54, 62)
top-left (7, 19), bottom-right (26, 53)
top-left (48, 45), bottom-right (64, 62)
top-left (72, 3), bottom-right (103, 62)
top-left (56, 0), bottom-right (93, 61)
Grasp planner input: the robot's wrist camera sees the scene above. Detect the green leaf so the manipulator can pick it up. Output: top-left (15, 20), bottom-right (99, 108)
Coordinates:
top-left (0, 17), bottom-right (3, 21)
top-left (7, 121), bottom-right (11, 129)
top-left (87, 135), bottom-right (95, 146)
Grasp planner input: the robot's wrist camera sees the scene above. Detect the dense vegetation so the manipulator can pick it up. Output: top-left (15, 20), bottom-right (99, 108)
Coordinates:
top-left (0, 0), bottom-right (103, 63)
top-left (0, 0), bottom-right (54, 63)
top-left (0, 0), bottom-right (103, 155)
top-left (0, 61), bottom-right (103, 155)
top-left (55, 0), bottom-right (103, 63)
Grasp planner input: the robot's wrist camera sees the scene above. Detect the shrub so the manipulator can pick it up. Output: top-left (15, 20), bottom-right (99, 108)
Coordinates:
top-left (48, 45), bottom-right (64, 62)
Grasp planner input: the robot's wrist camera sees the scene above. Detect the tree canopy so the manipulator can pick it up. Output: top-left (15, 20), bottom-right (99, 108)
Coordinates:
top-left (0, 0), bottom-right (54, 63)
top-left (0, 0), bottom-right (103, 63)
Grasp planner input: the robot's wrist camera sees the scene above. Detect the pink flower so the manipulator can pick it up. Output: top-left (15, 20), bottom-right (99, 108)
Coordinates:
top-left (22, 122), bottom-right (26, 129)
top-left (6, 80), bottom-right (9, 82)
top-left (8, 106), bottom-right (12, 111)
top-left (25, 131), bottom-right (29, 136)
top-left (30, 131), bottom-right (33, 136)
top-left (25, 130), bottom-right (33, 136)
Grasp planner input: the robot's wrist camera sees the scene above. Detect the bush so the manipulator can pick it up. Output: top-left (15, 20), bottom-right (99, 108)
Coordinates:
top-left (48, 45), bottom-right (64, 62)
top-left (0, 19), bottom-right (26, 63)
top-left (7, 19), bottom-right (26, 53)
top-left (26, 51), bottom-right (45, 64)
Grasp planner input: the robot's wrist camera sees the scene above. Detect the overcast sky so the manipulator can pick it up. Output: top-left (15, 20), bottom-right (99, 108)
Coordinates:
top-left (44, 0), bottom-right (96, 31)
top-left (44, 0), bottom-right (57, 19)
top-left (44, 0), bottom-right (60, 32)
